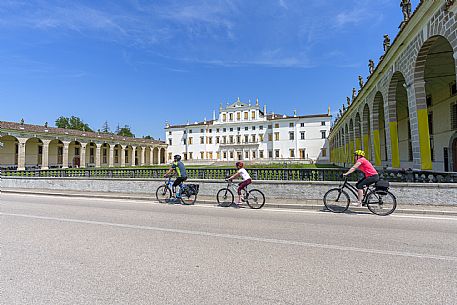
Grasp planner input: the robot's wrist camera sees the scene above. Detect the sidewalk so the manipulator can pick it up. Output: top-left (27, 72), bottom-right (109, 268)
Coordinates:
top-left (2, 187), bottom-right (457, 217)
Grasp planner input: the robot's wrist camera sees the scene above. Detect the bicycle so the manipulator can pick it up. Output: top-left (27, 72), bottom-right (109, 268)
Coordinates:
top-left (155, 176), bottom-right (199, 205)
top-left (323, 176), bottom-right (397, 216)
top-left (216, 179), bottom-right (266, 209)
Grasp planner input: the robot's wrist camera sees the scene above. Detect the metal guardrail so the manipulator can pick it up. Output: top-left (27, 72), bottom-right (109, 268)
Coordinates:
top-left (1, 167), bottom-right (457, 183)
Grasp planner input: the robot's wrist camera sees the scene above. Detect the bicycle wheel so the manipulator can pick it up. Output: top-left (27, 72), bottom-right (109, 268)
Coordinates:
top-left (156, 185), bottom-right (171, 203)
top-left (217, 188), bottom-right (234, 207)
top-left (366, 190), bottom-right (397, 216)
top-left (180, 186), bottom-right (197, 205)
top-left (246, 189), bottom-right (265, 209)
top-left (323, 188), bottom-right (350, 213)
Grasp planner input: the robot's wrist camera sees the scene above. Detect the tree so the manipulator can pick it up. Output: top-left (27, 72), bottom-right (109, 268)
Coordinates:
top-left (143, 135), bottom-right (154, 140)
top-left (117, 125), bottom-right (134, 137)
top-left (55, 116), bottom-right (93, 132)
top-left (101, 121), bottom-right (111, 133)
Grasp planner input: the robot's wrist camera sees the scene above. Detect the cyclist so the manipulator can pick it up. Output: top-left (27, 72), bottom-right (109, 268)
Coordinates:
top-left (227, 161), bottom-right (252, 205)
top-left (343, 150), bottom-right (379, 206)
top-left (164, 155), bottom-right (187, 198)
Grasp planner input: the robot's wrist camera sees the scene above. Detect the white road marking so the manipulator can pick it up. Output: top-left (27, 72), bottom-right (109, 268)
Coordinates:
top-left (2, 192), bottom-right (457, 221)
top-left (2, 211), bottom-right (457, 262)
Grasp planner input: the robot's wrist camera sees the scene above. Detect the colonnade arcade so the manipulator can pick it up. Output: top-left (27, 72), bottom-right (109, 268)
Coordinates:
top-left (329, 2), bottom-right (457, 172)
top-left (0, 134), bottom-right (167, 170)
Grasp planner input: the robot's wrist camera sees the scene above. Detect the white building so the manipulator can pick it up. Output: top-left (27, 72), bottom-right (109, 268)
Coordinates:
top-left (165, 99), bottom-right (331, 164)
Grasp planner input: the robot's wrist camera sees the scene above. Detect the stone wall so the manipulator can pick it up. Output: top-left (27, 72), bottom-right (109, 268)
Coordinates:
top-left (2, 177), bottom-right (456, 206)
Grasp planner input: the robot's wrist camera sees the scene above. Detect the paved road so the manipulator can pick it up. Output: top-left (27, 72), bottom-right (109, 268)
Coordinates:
top-left (1, 193), bottom-right (457, 305)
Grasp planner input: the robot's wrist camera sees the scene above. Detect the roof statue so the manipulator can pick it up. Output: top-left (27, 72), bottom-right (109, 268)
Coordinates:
top-left (346, 96), bottom-right (351, 106)
top-left (358, 75), bottom-right (364, 89)
top-left (368, 59), bottom-right (375, 75)
top-left (400, 0), bottom-right (412, 21)
top-left (352, 88), bottom-right (357, 101)
top-left (383, 34), bottom-right (391, 52)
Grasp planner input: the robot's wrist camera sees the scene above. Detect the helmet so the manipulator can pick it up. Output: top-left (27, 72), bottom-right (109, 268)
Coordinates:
top-left (235, 161), bottom-right (244, 168)
top-left (174, 155), bottom-right (182, 161)
top-left (354, 150), bottom-right (365, 157)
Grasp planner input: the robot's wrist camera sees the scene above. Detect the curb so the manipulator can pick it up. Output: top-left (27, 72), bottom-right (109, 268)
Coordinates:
top-left (2, 189), bottom-right (457, 217)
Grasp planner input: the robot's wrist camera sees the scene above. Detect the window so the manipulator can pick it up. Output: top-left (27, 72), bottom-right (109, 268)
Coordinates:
top-left (230, 151), bottom-right (234, 159)
top-left (244, 135), bottom-right (248, 143)
top-left (169, 131), bottom-right (172, 135)
top-left (275, 123), bottom-right (279, 128)
top-left (321, 148), bottom-right (327, 157)
top-left (189, 152), bottom-right (193, 159)
top-left (216, 129), bottom-right (220, 133)
top-left (268, 150), bottom-right (273, 158)
top-left (275, 132), bottom-right (280, 141)
top-left (290, 149), bottom-right (295, 158)
top-left (237, 127), bottom-right (241, 131)
top-left (207, 137), bottom-right (212, 144)
top-left (200, 137), bottom-right (204, 144)
top-left (229, 136), bottom-right (234, 144)
top-left (200, 129), bottom-right (204, 133)
top-left (237, 112), bottom-right (241, 121)
top-left (168, 153), bottom-right (172, 161)
top-left (268, 125), bottom-right (272, 129)
top-left (230, 128), bottom-right (233, 132)
top-left (299, 149), bottom-right (305, 159)
top-left (301, 132), bottom-right (305, 140)
top-left (183, 139), bottom-right (187, 145)
top-left (245, 126), bottom-right (248, 131)
top-left (75, 147), bottom-right (80, 155)
top-left (189, 130), bottom-right (193, 134)
top-left (223, 152), bottom-right (227, 159)
top-left (223, 128), bottom-right (227, 132)
top-left (259, 150), bottom-right (264, 158)
top-left (209, 129), bottom-right (212, 133)
top-left (252, 135), bottom-right (256, 142)
top-left (321, 131), bottom-right (326, 139)
top-left (245, 151), bottom-right (249, 159)
top-left (168, 139), bottom-right (172, 145)
top-left (125, 150), bottom-right (129, 163)
top-left (275, 150), bottom-right (280, 158)
top-left (259, 134), bottom-right (264, 142)
top-left (244, 112), bottom-right (248, 120)
top-left (321, 121), bottom-right (326, 126)
top-left (251, 111), bottom-right (256, 119)
top-left (200, 152), bottom-right (204, 159)
top-left (237, 135), bottom-right (242, 143)
top-left (252, 151), bottom-right (256, 159)
top-left (216, 137), bottom-right (220, 144)
top-left (300, 123), bottom-right (305, 127)
top-left (189, 137), bottom-right (193, 145)
top-left (229, 113), bottom-right (234, 121)
top-left (183, 153), bottom-right (187, 161)
top-left (259, 126), bottom-right (263, 130)
top-left (451, 103), bottom-right (457, 130)
top-left (223, 114), bottom-right (227, 122)
top-left (289, 132), bottom-right (295, 140)
top-left (289, 122), bottom-right (294, 128)
top-left (184, 130), bottom-right (187, 134)
top-left (223, 136), bottom-right (227, 144)
top-left (252, 126), bottom-right (256, 131)
top-left (268, 133), bottom-right (273, 141)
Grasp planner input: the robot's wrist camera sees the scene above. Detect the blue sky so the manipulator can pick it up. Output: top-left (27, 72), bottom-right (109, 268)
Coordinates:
top-left (0, 0), bottom-right (421, 140)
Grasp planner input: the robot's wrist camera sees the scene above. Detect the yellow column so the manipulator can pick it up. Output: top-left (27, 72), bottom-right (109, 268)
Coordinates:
top-left (417, 109), bottom-right (432, 170)
top-left (373, 130), bottom-right (381, 166)
top-left (389, 122), bottom-right (400, 168)
top-left (363, 135), bottom-right (370, 161)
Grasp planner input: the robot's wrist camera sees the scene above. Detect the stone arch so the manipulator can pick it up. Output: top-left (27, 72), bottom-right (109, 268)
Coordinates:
top-left (349, 119), bottom-right (355, 156)
top-left (113, 144), bottom-right (122, 166)
top-left (145, 146), bottom-right (151, 166)
top-left (49, 139), bottom-right (64, 168)
top-left (160, 147), bottom-right (166, 164)
top-left (25, 137), bottom-right (43, 169)
top-left (68, 141), bottom-right (82, 168)
top-left (85, 142), bottom-right (97, 167)
top-left (125, 145), bottom-right (133, 166)
top-left (414, 35), bottom-right (456, 171)
top-left (0, 135), bottom-right (19, 169)
top-left (100, 143), bottom-right (110, 167)
top-left (387, 71), bottom-right (413, 168)
top-left (373, 92), bottom-right (387, 165)
top-left (355, 113), bottom-right (362, 150)
top-left (152, 147), bottom-right (159, 164)
top-left (362, 104), bottom-right (371, 161)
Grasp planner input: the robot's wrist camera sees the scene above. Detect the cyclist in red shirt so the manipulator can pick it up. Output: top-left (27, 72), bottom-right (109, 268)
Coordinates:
top-left (343, 150), bottom-right (379, 206)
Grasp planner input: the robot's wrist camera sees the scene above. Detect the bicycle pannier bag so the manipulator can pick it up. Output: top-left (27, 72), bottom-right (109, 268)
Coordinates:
top-left (375, 180), bottom-right (389, 195)
top-left (188, 184), bottom-right (200, 195)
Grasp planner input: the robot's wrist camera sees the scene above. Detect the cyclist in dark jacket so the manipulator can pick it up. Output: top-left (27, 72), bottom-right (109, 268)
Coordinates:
top-left (164, 155), bottom-right (187, 198)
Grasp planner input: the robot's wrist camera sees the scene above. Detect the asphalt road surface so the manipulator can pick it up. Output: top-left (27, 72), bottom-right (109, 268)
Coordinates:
top-left (1, 193), bottom-right (456, 305)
